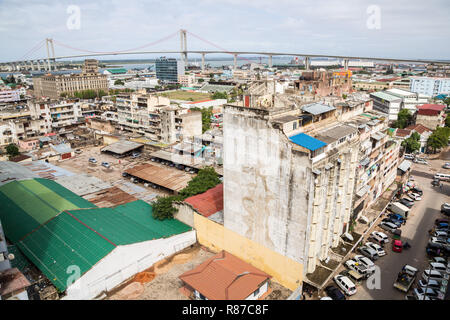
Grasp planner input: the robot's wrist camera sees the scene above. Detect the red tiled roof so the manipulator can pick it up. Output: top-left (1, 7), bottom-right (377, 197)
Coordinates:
top-left (184, 184), bottom-right (223, 217)
top-left (10, 154), bottom-right (31, 162)
top-left (0, 268), bottom-right (31, 296)
top-left (395, 129), bottom-right (412, 137)
top-left (405, 124), bottom-right (432, 134)
top-left (417, 109), bottom-right (441, 116)
top-left (179, 250), bottom-right (271, 300)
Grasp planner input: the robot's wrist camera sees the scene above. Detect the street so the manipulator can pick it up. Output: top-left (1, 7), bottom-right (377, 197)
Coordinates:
top-left (350, 155), bottom-right (450, 300)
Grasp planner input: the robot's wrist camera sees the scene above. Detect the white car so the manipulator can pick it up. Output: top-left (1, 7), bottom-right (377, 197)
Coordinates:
top-left (422, 269), bottom-right (444, 283)
top-left (333, 275), bottom-right (357, 296)
top-left (365, 241), bottom-right (386, 257)
top-left (418, 279), bottom-right (441, 290)
top-left (409, 192), bottom-right (422, 201)
top-left (354, 255), bottom-right (375, 272)
top-left (413, 287), bottom-right (438, 300)
top-left (431, 257), bottom-right (447, 264)
top-left (442, 162), bottom-right (450, 169)
top-left (379, 221), bottom-right (398, 233)
top-left (370, 231), bottom-right (389, 244)
top-left (429, 262), bottom-right (448, 273)
top-left (430, 237), bottom-right (450, 247)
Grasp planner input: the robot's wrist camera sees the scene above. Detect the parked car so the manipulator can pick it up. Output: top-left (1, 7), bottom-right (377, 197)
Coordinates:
top-left (324, 285), bottom-right (346, 300)
top-left (365, 241), bottom-right (386, 257)
top-left (131, 152), bottom-right (141, 159)
top-left (429, 262), bottom-right (448, 273)
top-left (379, 221), bottom-right (398, 233)
top-left (411, 187), bottom-right (423, 196)
top-left (333, 275), bottom-right (357, 296)
top-left (413, 287), bottom-right (438, 300)
top-left (404, 154), bottom-right (415, 160)
top-left (344, 259), bottom-right (371, 277)
top-left (435, 218), bottom-right (449, 226)
top-left (441, 203), bottom-right (450, 215)
top-left (442, 162), bottom-right (450, 169)
top-left (422, 269), bottom-right (444, 283)
top-left (409, 192), bottom-right (422, 201)
top-left (354, 255), bottom-right (375, 272)
top-left (370, 231), bottom-right (389, 245)
top-left (418, 279), bottom-right (441, 290)
top-left (75, 148), bottom-right (82, 154)
top-left (433, 230), bottom-right (449, 237)
top-left (426, 243), bottom-right (450, 258)
top-left (357, 246), bottom-right (379, 260)
top-left (101, 162), bottom-right (111, 168)
top-left (431, 257), bottom-right (447, 264)
top-left (382, 218), bottom-right (402, 227)
top-left (414, 158), bottom-right (428, 165)
top-left (387, 213), bottom-right (405, 224)
top-left (400, 198), bottom-right (414, 208)
top-left (432, 179), bottom-right (440, 187)
top-left (430, 237), bottom-right (450, 247)
top-left (88, 157), bottom-right (97, 164)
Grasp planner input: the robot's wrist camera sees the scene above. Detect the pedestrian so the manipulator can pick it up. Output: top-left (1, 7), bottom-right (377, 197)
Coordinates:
top-left (440, 183), bottom-right (443, 190)
top-left (302, 293), bottom-right (306, 300)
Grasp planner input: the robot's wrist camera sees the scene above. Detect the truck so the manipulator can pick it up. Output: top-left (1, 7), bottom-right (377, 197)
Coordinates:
top-left (393, 265), bottom-right (418, 292)
top-left (388, 202), bottom-right (410, 219)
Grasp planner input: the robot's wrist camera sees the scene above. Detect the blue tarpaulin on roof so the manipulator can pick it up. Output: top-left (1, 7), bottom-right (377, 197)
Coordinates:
top-left (289, 133), bottom-right (327, 151)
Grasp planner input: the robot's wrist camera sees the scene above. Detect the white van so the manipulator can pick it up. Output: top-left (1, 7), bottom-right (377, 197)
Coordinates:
top-left (434, 173), bottom-right (450, 181)
top-left (422, 269), bottom-right (444, 283)
top-left (333, 275), bottom-right (357, 295)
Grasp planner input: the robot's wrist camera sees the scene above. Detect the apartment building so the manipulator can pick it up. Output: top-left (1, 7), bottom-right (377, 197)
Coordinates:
top-left (0, 88), bottom-right (21, 103)
top-left (29, 99), bottom-right (83, 130)
top-left (178, 74), bottom-right (196, 87)
top-left (116, 92), bottom-right (202, 144)
top-left (371, 88), bottom-right (430, 121)
top-left (33, 59), bottom-right (108, 99)
top-left (155, 57), bottom-right (185, 83)
top-left (410, 76), bottom-right (450, 97)
top-left (293, 69), bottom-right (353, 97)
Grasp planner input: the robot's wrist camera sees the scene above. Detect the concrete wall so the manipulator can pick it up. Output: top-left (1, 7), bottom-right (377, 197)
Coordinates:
top-left (63, 230), bottom-right (196, 300)
top-left (223, 105), bottom-right (313, 267)
top-left (194, 213), bottom-right (303, 291)
top-left (173, 202), bottom-right (195, 227)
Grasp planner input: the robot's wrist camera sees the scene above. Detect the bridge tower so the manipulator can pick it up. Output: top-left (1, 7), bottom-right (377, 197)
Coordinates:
top-left (180, 29), bottom-right (187, 69)
top-left (45, 38), bottom-right (56, 71)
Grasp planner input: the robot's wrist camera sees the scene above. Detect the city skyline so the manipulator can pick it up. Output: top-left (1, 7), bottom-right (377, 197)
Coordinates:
top-left (1, 0), bottom-right (450, 62)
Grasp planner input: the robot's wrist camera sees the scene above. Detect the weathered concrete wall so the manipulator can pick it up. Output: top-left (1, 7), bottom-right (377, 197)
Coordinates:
top-left (194, 213), bottom-right (303, 291)
top-left (173, 202), bottom-right (195, 227)
top-left (223, 105), bottom-right (313, 266)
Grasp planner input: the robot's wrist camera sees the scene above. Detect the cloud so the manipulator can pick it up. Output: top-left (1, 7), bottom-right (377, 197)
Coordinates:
top-left (0, 0), bottom-right (449, 61)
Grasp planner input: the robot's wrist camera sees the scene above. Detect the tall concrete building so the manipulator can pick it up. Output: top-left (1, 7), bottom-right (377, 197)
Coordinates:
top-left (222, 96), bottom-right (367, 275)
top-left (155, 57), bottom-right (185, 83)
top-left (33, 59), bottom-right (108, 99)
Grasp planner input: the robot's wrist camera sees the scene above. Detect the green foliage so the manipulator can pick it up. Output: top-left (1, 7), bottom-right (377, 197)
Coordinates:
top-left (114, 79), bottom-right (125, 86)
top-left (427, 126), bottom-right (450, 152)
top-left (211, 91), bottom-right (228, 100)
top-left (393, 109), bottom-right (412, 129)
top-left (66, 89), bottom-right (107, 99)
top-left (445, 114), bottom-right (450, 128)
top-left (152, 196), bottom-right (179, 221)
top-left (401, 132), bottom-right (421, 153)
top-left (198, 78), bottom-right (204, 83)
top-left (6, 143), bottom-right (19, 158)
top-left (443, 97), bottom-right (450, 107)
top-left (342, 94), bottom-right (348, 99)
top-left (152, 167), bottom-right (221, 221)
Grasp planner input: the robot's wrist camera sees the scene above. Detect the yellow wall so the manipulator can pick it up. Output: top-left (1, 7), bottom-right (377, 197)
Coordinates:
top-left (193, 213), bottom-right (303, 291)
top-left (102, 135), bottom-right (119, 146)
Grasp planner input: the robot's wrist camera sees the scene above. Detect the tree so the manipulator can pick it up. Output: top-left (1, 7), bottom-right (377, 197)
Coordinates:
top-left (445, 114), bottom-right (450, 128)
top-left (211, 91), bottom-right (228, 100)
top-left (444, 97), bottom-right (450, 107)
top-left (401, 132), bottom-right (421, 153)
top-left (114, 79), bottom-right (125, 86)
top-left (152, 196), bottom-right (179, 221)
top-left (192, 106), bottom-right (213, 133)
top-left (198, 78), bottom-right (204, 83)
top-left (151, 167), bottom-right (221, 220)
top-left (6, 143), bottom-right (19, 158)
top-left (393, 109), bottom-right (412, 129)
top-left (342, 94), bottom-right (348, 99)
top-left (427, 127), bottom-right (450, 153)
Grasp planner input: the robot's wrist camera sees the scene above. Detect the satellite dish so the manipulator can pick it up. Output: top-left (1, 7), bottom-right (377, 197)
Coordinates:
top-left (7, 253), bottom-right (15, 260)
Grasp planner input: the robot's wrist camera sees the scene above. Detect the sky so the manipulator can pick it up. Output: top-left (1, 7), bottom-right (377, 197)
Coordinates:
top-left (0, 0), bottom-right (449, 62)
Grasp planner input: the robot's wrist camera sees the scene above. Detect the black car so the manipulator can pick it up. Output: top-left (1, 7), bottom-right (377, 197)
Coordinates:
top-left (426, 244), bottom-right (450, 258)
top-left (400, 198), bottom-right (414, 208)
top-left (411, 187), bottom-right (423, 196)
top-left (325, 285), bottom-right (346, 300)
top-left (382, 218), bottom-right (402, 227)
top-left (432, 179), bottom-right (440, 187)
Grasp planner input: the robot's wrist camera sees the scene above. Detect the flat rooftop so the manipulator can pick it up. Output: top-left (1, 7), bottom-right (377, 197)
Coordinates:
top-left (101, 140), bottom-right (144, 155)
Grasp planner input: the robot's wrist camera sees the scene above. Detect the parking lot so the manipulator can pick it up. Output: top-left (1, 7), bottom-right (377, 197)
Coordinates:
top-left (325, 155), bottom-right (449, 300)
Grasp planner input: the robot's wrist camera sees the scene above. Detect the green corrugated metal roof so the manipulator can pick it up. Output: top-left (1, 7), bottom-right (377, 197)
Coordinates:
top-left (0, 179), bottom-right (192, 293)
top-left (7, 245), bottom-right (31, 272)
top-left (17, 211), bottom-right (115, 292)
top-left (0, 179), bottom-right (96, 242)
top-left (106, 68), bottom-right (127, 74)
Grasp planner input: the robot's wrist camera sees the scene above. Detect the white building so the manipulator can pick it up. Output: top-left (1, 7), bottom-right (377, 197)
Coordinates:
top-left (0, 88), bottom-right (21, 103)
top-left (410, 76), bottom-right (450, 97)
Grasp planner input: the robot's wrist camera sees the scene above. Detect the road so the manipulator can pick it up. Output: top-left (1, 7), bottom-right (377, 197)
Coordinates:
top-left (350, 156), bottom-right (449, 300)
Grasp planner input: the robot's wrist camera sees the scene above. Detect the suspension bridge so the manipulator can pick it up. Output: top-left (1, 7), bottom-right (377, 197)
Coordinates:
top-left (2, 29), bottom-right (450, 72)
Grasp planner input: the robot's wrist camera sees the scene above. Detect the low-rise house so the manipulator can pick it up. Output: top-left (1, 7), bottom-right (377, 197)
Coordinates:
top-left (179, 250), bottom-right (272, 300)
top-left (405, 124), bottom-right (432, 153)
top-left (415, 104), bottom-right (446, 130)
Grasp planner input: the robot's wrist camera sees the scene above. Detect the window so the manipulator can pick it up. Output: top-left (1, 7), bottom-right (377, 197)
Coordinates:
top-left (293, 121), bottom-right (297, 130)
top-left (254, 287), bottom-right (260, 296)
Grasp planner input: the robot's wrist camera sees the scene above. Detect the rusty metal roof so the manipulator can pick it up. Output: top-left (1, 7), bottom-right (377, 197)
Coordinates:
top-left (125, 163), bottom-right (193, 192)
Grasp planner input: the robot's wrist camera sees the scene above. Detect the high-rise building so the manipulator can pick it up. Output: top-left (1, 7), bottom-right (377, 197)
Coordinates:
top-left (155, 57), bottom-right (185, 83)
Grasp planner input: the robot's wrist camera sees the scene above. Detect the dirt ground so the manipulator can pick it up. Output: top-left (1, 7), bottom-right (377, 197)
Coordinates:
top-left (107, 245), bottom-right (216, 300)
